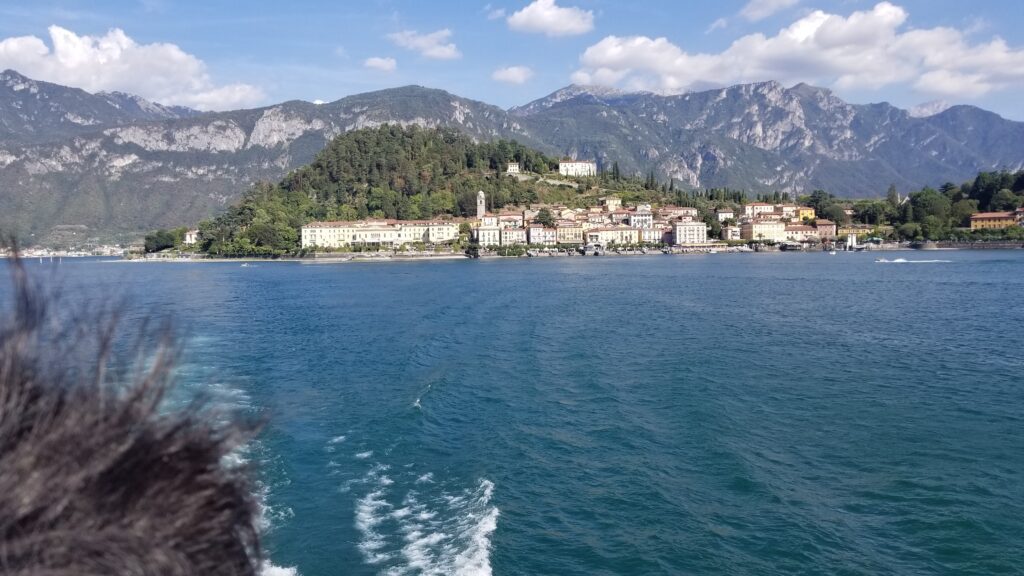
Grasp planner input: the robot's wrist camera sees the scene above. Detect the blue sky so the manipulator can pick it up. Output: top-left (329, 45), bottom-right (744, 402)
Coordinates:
top-left (1, 0), bottom-right (1022, 118)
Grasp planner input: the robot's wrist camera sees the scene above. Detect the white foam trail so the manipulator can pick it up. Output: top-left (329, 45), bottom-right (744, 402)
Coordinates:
top-left (329, 435), bottom-right (347, 444)
top-left (416, 473), bottom-right (434, 484)
top-left (354, 472), bottom-right (499, 576)
top-left (355, 451), bottom-right (373, 459)
top-left (261, 561), bottom-right (299, 576)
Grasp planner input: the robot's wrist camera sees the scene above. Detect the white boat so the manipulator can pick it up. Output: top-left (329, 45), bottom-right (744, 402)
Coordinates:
top-left (828, 250), bottom-right (837, 255)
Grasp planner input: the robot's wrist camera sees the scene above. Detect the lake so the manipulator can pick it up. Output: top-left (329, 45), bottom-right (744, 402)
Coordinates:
top-left (3, 251), bottom-right (1023, 575)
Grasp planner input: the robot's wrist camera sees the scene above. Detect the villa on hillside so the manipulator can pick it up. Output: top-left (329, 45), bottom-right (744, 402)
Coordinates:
top-left (558, 159), bottom-right (597, 177)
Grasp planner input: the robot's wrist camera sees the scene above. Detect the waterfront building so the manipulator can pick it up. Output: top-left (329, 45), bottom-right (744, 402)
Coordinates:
top-left (628, 209), bottom-right (654, 229)
top-left (785, 225), bottom-right (820, 242)
top-left (722, 225), bottom-right (741, 241)
top-left (640, 228), bottom-right (664, 244)
top-left (559, 160), bottom-right (598, 177)
top-left (672, 221), bottom-right (709, 245)
top-left (506, 162), bottom-right (521, 174)
top-left (740, 220), bottom-right (786, 242)
top-left (743, 203), bottom-right (776, 218)
top-left (475, 226), bottom-right (501, 247)
top-left (527, 225), bottom-right (557, 246)
top-left (301, 220), bottom-right (458, 249)
top-left (815, 219), bottom-right (837, 239)
top-left (716, 208), bottom-right (735, 222)
top-left (970, 211), bottom-right (1017, 230)
top-left (183, 229), bottom-right (199, 245)
top-left (500, 227), bottom-right (527, 245)
top-left (585, 227), bottom-right (641, 245)
top-left (555, 223), bottom-right (585, 245)
top-left (477, 190), bottom-right (486, 219)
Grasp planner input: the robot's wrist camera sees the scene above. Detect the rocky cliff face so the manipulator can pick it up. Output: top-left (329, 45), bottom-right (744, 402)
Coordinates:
top-left (1, 71), bottom-right (1021, 242)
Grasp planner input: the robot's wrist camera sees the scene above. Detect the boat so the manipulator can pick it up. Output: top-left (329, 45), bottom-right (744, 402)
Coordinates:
top-left (828, 250), bottom-right (837, 255)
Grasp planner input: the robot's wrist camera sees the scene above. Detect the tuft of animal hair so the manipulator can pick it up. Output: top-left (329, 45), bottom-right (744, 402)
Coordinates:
top-left (0, 254), bottom-right (263, 575)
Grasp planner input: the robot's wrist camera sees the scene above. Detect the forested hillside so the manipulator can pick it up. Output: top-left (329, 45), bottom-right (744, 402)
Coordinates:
top-left (195, 125), bottom-right (560, 254)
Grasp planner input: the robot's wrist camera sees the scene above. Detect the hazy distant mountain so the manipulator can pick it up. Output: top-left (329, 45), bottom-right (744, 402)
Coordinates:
top-left (0, 71), bottom-right (1021, 243)
top-left (0, 69), bottom-right (200, 143)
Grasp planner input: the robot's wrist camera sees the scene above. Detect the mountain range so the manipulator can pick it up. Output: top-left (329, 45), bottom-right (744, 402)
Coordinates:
top-left (1, 68), bottom-right (1022, 243)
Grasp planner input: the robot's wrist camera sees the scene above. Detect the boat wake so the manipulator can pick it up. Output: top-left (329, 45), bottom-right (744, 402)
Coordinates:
top-left (353, 463), bottom-right (498, 575)
top-left (875, 258), bottom-right (952, 263)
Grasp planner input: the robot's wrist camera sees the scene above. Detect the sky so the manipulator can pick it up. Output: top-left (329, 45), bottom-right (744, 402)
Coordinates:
top-left (0, 0), bottom-right (1022, 119)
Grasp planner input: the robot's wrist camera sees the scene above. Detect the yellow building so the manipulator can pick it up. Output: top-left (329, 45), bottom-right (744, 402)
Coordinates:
top-left (740, 220), bottom-right (786, 242)
top-left (797, 206), bottom-right (816, 221)
top-left (585, 227), bottom-right (640, 245)
top-left (970, 212), bottom-right (1017, 230)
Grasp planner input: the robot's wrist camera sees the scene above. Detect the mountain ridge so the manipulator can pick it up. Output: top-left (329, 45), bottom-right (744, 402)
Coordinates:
top-left (0, 70), bottom-right (1021, 242)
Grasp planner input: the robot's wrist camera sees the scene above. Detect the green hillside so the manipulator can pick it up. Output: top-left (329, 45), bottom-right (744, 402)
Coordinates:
top-left (193, 125), bottom-right (565, 254)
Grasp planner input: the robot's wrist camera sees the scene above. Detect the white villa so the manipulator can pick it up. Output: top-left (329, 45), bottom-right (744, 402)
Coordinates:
top-left (558, 160), bottom-right (597, 177)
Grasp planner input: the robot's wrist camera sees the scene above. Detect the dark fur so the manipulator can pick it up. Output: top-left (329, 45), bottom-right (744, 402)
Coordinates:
top-left (0, 257), bottom-right (262, 575)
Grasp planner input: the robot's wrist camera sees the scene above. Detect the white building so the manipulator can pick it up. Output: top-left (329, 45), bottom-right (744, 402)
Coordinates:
top-left (476, 190), bottom-right (486, 219)
top-left (500, 227), bottom-right (527, 245)
top-left (585, 227), bottom-right (640, 246)
top-left (506, 162), bottom-right (521, 174)
top-left (628, 209), bottom-right (654, 229)
top-left (527, 225), bottom-right (557, 246)
top-left (743, 203), bottom-right (776, 219)
top-left (555, 223), bottom-right (584, 245)
top-left (301, 220), bottom-right (459, 249)
top-left (722, 225), bottom-right (741, 241)
top-left (716, 208), bottom-right (735, 222)
top-left (183, 229), bottom-right (199, 245)
top-left (740, 220), bottom-right (786, 242)
top-left (475, 226), bottom-right (501, 247)
top-left (559, 160), bottom-right (597, 177)
top-left (672, 221), bottom-right (708, 245)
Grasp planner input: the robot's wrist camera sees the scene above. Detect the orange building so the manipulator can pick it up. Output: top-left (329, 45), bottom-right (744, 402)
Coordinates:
top-left (970, 212), bottom-right (1017, 230)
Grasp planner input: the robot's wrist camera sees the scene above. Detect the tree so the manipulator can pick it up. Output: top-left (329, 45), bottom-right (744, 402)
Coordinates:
top-left (897, 222), bottom-right (922, 240)
top-left (611, 161), bottom-right (621, 181)
top-left (807, 190), bottom-right (833, 214)
top-left (536, 208), bottom-right (555, 227)
top-left (950, 199), bottom-right (979, 227)
top-left (991, 189), bottom-right (1021, 211)
top-left (886, 184), bottom-right (900, 210)
top-left (821, 204), bottom-right (849, 225)
top-left (144, 229), bottom-right (177, 253)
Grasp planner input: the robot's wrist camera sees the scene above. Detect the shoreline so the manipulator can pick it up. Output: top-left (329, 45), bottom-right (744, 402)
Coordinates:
top-left (100, 243), bottom-right (1024, 264)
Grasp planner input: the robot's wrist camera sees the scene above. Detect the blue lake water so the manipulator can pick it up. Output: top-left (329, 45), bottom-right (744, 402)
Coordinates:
top-left (3, 251), bottom-right (1023, 575)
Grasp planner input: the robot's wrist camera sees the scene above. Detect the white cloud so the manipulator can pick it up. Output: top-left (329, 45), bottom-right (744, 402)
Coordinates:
top-left (706, 18), bottom-right (728, 34)
top-left (386, 29), bottom-right (461, 60)
top-left (364, 56), bottom-right (397, 72)
top-left (0, 25), bottom-right (263, 110)
top-left (740, 0), bottom-right (800, 22)
top-left (486, 6), bottom-right (506, 20)
top-left (492, 65), bottom-right (533, 84)
top-left (507, 0), bottom-right (593, 37)
top-left (571, 2), bottom-right (1024, 100)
